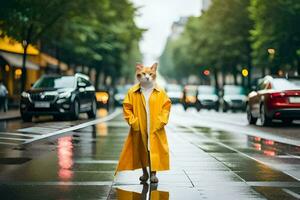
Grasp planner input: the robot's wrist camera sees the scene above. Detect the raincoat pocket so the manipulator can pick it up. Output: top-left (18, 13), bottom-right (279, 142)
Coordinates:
top-left (130, 117), bottom-right (139, 131)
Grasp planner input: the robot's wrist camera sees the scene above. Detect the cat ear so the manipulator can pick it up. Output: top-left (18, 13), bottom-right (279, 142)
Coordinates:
top-left (151, 63), bottom-right (158, 71)
top-left (136, 63), bottom-right (143, 71)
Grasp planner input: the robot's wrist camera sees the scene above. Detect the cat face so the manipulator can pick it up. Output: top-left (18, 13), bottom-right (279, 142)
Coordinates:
top-left (136, 63), bottom-right (158, 84)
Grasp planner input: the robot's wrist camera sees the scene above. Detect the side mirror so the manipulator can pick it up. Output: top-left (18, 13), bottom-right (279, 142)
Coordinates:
top-left (77, 82), bottom-right (86, 88)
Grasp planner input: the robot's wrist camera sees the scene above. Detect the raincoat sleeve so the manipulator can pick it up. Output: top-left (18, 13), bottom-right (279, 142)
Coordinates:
top-left (157, 92), bottom-right (171, 131)
top-left (123, 92), bottom-right (139, 131)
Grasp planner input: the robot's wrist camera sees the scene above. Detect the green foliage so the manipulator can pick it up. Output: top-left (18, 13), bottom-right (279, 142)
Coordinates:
top-left (249, 0), bottom-right (300, 72)
top-left (160, 0), bottom-right (252, 81)
top-left (0, 0), bottom-right (143, 83)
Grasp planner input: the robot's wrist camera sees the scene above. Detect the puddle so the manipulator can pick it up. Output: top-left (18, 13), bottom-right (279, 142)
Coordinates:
top-left (108, 184), bottom-right (175, 200)
top-left (247, 135), bottom-right (300, 157)
top-left (0, 157), bottom-right (31, 165)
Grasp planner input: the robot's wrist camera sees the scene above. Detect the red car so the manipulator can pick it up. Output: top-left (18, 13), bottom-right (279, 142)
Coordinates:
top-left (247, 76), bottom-right (300, 126)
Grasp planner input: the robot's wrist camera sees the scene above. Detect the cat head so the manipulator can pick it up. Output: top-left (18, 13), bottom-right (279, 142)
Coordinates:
top-left (136, 63), bottom-right (158, 84)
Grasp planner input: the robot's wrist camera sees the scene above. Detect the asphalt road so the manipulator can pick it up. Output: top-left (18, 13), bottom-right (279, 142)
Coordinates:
top-left (0, 106), bottom-right (299, 199)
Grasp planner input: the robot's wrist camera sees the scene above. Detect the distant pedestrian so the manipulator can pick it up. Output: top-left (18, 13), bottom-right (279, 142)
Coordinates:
top-left (0, 80), bottom-right (8, 112)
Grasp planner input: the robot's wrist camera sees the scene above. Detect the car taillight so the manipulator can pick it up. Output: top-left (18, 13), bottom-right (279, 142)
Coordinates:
top-left (270, 92), bottom-right (285, 98)
top-left (270, 92), bottom-right (288, 104)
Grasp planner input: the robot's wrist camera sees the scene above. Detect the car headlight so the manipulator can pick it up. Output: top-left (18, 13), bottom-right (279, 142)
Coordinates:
top-left (21, 92), bottom-right (30, 98)
top-left (59, 92), bottom-right (71, 99)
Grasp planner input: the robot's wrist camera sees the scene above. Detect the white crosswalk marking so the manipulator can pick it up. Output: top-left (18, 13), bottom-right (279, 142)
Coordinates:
top-left (0, 109), bottom-right (122, 147)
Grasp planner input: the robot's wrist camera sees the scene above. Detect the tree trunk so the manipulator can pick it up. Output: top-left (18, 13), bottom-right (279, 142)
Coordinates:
top-left (95, 69), bottom-right (100, 90)
top-left (21, 44), bottom-right (28, 91)
top-left (214, 69), bottom-right (219, 92)
top-left (233, 69), bottom-right (238, 85)
top-left (222, 70), bottom-right (226, 87)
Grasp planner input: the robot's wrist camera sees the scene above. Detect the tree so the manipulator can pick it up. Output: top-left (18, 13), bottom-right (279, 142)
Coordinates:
top-left (0, 0), bottom-right (143, 90)
top-left (249, 0), bottom-right (300, 75)
top-left (0, 0), bottom-right (78, 90)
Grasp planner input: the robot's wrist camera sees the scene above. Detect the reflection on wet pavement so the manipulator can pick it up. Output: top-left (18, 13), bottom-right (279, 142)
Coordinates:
top-left (109, 183), bottom-right (169, 200)
top-left (248, 135), bottom-right (300, 157)
top-left (0, 108), bottom-right (299, 199)
top-left (58, 136), bottom-right (74, 181)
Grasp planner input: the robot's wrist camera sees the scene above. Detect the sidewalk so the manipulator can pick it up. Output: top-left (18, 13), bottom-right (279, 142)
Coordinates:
top-left (110, 123), bottom-right (299, 199)
top-left (0, 109), bottom-right (20, 120)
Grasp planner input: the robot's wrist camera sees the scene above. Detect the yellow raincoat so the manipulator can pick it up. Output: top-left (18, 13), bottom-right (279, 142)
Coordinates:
top-left (115, 83), bottom-right (171, 173)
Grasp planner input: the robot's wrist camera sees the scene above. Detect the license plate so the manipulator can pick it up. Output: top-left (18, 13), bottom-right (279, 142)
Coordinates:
top-left (34, 102), bottom-right (50, 108)
top-left (289, 97), bottom-right (300, 103)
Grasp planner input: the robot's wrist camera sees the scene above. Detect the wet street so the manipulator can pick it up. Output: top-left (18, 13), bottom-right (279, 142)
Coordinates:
top-left (0, 106), bottom-right (299, 200)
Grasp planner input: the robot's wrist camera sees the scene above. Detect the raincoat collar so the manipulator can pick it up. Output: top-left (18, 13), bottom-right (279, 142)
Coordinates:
top-left (132, 83), bottom-right (162, 93)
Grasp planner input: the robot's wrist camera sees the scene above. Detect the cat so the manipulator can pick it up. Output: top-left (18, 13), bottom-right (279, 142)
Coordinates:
top-left (135, 62), bottom-right (159, 183)
top-left (135, 63), bottom-right (157, 89)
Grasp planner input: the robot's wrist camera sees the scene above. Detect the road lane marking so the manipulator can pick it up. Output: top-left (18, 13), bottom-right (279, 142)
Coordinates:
top-left (22, 109), bottom-right (122, 145)
top-left (173, 111), bottom-right (300, 147)
top-left (74, 160), bottom-right (118, 164)
top-left (18, 127), bottom-right (59, 134)
top-left (283, 188), bottom-right (300, 198)
top-left (0, 141), bottom-right (18, 146)
top-left (0, 181), bottom-right (113, 186)
top-left (175, 121), bottom-right (300, 182)
top-left (0, 137), bottom-right (27, 141)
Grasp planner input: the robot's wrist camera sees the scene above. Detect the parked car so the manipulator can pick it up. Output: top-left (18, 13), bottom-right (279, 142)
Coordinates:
top-left (20, 73), bottom-right (97, 122)
top-left (197, 85), bottom-right (219, 111)
top-left (114, 84), bottom-right (133, 106)
top-left (221, 85), bottom-right (247, 112)
top-left (96, 89), bottom-right (110, 110)
top-left (165, 84), bottom-right (182, 104)
top-left (247, 76), bottom-right (300, 126)
top-left (182, 85), bottom-right (201, 111)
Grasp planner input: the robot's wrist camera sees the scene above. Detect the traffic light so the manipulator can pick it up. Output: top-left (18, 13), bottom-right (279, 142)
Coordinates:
top-left (242, 69), bottom-right (248, 77)
top-left (203, 69), bottom-right (210, 76)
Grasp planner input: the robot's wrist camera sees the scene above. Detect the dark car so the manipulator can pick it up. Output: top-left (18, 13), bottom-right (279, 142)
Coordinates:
top-left (20, 73), bottom-right (97, 122)
top-left (197, 85), bottom-right (219, 111)
top-left (221, 85), bottom-right (247, 112)
top-left (247, 76), bottom-right (300, 126)
top-left (114, 84), bottom-right (132, 107)
top-left (165, 84), bottom-right (183, 104)
top-left (182, 85), bottom-right (201, 111)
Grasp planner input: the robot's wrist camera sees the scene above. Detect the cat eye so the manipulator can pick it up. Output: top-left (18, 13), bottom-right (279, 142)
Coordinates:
top-left (149, 73), bottom-right (153, 76)
top-left (142, 73), bottom-right (146, 75)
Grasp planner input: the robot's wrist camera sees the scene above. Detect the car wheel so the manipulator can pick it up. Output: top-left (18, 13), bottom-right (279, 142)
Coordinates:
top-left (71, 99), bottom-right (80, 120)
top-left (87, 99), bottom-right (97, 119)
top-left (260, 104), bottom-right (272, 126)
top-left (183, 104), bottom-right (187, 111)
top-left (214, 105), bottom-right (219, 112)
top-left (222, 105), bottom-right (228, 113)
top-left (196, 103), bottom-right (201, 112)
top-left (21, 113), bottom-right (32, 122)
top-left (247, 104), bottom-right (257, 125)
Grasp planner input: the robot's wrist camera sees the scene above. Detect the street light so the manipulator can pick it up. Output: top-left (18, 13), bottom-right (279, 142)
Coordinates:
top-left (267, 48), bottom-right (275, 55)
top-left (242, 68), bottom-right (249, 77)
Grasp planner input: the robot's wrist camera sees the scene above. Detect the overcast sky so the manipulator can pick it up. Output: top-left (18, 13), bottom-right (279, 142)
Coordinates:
top-left (130, 0), bottom-right (202, 65)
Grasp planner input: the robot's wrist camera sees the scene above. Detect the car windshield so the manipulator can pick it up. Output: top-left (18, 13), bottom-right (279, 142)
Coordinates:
top-left (198, 86), bottom-right (216, 94)
top-left (167, 84), bottom-right (182, 92)
top-left (289, 79), bottom-right (300, 87)
top-left (272, 79), bottom-right (300, 90)
top-left (117, 85), bottom-right (132, 94)
top-left (224, 86), bottom-right (245, 95)
top-left (33, 76), bottom-right (75, 89)
top-left (185, 86), bottom-right (197, 96)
